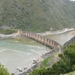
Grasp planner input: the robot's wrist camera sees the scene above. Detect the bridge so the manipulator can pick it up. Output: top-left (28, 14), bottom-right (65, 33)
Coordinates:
top-left (17, 30), bottom-right (62, 50)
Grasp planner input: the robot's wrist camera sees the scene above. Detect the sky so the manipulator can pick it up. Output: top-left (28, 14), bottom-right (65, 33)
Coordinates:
top-left (70, 0), bottom-right (75, 1)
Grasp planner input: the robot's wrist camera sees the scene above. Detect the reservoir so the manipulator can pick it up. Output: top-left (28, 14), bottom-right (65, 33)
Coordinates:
top-left (0, 30), bottom-right (75, 74)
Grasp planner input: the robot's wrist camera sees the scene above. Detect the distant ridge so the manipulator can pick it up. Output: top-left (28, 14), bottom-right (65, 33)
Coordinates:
top-left (0, 0), bottom-right (75, 32)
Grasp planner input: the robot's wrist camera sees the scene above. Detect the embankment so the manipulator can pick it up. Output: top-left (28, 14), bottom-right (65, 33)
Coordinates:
top-left (63, 36), bottom-right (75, 49)
top-left (37, 28), bottom-right (74, 36)
top-left (0, 33), bottom-right (20, 39)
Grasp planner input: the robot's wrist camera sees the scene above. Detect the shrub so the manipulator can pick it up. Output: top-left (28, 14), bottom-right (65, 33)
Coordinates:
top-left (0, 63), bottom-right (9, 75)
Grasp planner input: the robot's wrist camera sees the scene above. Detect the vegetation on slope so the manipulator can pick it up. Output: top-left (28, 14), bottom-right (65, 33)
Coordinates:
top-left (29, 43), bottom-right (75, 75)
top-left (0, 63), bottom-right (9, 75)
top-left (0, 29), bottom-right (17, 34)
top-left (40, 56), bottom-right (51, 68)
top-left (0, 0), bottom-right (75, 32)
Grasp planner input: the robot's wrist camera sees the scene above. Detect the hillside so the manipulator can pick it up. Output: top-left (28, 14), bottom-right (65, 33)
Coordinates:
top-left (63, 36), bottom-right (75, 49)
top-left (0, 0), bottom-right (75, 32)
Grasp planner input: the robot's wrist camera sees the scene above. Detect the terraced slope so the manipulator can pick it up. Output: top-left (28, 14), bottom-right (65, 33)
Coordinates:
top-left (0, 0), bottom-right (75, 32)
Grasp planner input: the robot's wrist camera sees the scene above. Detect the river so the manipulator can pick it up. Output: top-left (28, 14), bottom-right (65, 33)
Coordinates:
top-left (0, 30), bottom-right (75, 74)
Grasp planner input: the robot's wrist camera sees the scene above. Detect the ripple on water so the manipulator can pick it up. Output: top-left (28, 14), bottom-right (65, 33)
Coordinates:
top-left (0, 40), bottom-right (47, 74)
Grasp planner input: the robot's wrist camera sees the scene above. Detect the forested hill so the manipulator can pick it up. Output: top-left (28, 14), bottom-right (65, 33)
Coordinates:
top-left (0, 0), bottom-right (75, 32)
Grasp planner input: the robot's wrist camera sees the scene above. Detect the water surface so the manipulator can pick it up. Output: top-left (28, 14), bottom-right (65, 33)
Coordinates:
top-left (0, 39), bottom-right (48, 74)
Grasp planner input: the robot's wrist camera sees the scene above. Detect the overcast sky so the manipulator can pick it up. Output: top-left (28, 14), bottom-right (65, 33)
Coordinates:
top-left (70, 0), bottom-right (75, 1)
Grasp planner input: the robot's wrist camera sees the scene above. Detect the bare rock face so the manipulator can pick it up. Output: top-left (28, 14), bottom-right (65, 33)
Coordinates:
top-left (63, 36), bottom-right (75, 49)
top-left (11, 73), bottom-right (15, 75)
top-left (26, 69), bottom-right (32, 73)
top-left (19, 72), bottom-right (27, 75)
top-left (1, 25), bottom-right (10, 29)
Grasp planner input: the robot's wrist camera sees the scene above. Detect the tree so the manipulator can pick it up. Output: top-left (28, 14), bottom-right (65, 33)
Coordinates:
top-left (72, 64), bottom-right (75, 71)
top-left (29, 43), bottom-right (75, 75)
top-left (0, 63), bottom-right (9, 75)
top-left (64, 43), bottom-right (75, 66)
top-left (29, 68), bottom-right (47, 75)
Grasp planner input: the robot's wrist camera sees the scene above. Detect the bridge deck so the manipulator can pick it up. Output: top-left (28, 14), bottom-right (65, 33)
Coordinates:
top-left (17, 31), bottom-right (62, 50)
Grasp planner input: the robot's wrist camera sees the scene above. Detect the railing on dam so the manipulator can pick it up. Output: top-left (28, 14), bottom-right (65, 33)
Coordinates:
top-left (17, 30), bottom-right (62, 50)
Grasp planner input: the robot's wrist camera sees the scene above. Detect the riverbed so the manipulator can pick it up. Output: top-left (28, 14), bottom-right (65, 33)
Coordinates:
top-left (0, 30), bottom-right (75, 74)
top-left (45, 30), bottom-right (75, 45)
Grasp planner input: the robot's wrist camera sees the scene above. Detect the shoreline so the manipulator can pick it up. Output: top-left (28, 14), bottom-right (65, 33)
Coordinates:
top-left (0, 33), bottom-right (20, 39)
top-left (17, 50), bottom-right (54, 75)
top-left (37, 28), bottom-right (74, 36)
top-left (0, 28), bottom-right (74, 39)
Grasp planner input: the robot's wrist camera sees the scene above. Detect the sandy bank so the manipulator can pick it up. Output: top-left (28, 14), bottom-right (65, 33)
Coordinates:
top-left (70, 30), bottom-right (75, 35)
top-left (0, 33), bottom-right (20, 39)
top-left (37, 28), bottom-right (74, 36)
